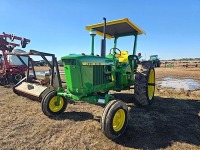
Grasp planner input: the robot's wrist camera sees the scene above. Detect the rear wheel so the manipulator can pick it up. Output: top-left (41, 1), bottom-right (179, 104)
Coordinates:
top-left (12, 74), bottom-right (25, 84)
top-left (0, 77), bottom-right (8, 86)
top-left (0, 74), bottom-right (10, 86)
top-left (101, 100), bottom-right (128, 139)
top-left (41, 91), bottom-right (67, 117)
top-left (134, 61), bottom-right (155, 106)
top-left (157, 62), bottom-right (161, 67)
top-left (154, 62), bottom-right (157, 68)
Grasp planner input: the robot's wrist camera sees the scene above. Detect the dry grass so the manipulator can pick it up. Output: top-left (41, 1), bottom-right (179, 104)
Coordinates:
top-left (156, 67), bottom-right (200, 81)
top-left (0, 67), bottom-right (200, 149)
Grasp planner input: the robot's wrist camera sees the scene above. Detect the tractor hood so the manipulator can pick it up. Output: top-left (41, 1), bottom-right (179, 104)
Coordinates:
top-left (61, 54), bottom-right (113, 66)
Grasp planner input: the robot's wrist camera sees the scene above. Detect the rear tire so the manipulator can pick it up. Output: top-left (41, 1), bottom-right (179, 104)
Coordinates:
top-left (157, 62), bottom-right (161, 67)
top-left (154, 62), bottom-right (157, 68)
top-left (0, 77), bottom-right (8, 86)
top-left (101, 100), bottom-right (128, 139)
top-left (134, 61), bottom-right (155, 106)
top-left (0, 74), bottom-right (10, 86)
top-left (41, 91), bottom-right (67, 117)
top-left (12, 74), bottom-right (25, 84)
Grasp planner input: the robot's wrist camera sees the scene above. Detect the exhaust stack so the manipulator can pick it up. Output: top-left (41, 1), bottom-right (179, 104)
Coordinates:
top-left (101, 17), bottom-right (106, 57)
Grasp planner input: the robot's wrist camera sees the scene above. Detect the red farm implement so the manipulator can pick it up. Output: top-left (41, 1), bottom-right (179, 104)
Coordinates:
top-left (0, 32), bottom-right (30, 85)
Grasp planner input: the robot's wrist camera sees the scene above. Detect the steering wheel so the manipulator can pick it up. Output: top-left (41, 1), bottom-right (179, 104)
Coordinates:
top-left (109, 47), bottom-right (121, 56)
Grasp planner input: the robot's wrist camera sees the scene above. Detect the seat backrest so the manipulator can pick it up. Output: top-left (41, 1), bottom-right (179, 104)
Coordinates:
top-left (118, 50), bottom-right (129, 63)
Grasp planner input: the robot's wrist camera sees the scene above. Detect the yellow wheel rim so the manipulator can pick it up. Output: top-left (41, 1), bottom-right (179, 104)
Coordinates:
top-left (49, 96), bottom-right (64, 112)
top-left (112, 109), bottom-right (126, 132)
top-left (148, 69), bottom-right (155, 100)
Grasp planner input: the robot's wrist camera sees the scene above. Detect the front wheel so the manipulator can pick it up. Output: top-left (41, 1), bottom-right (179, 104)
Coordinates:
top-left (41, 91), bottom-right (67, 118)
top-left (101, 100), bottom-right (128, 139)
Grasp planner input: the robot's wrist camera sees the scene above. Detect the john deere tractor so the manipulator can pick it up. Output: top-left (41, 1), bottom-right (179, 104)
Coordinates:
top-left (14, 18), bottom-right (155, 139)
top-left (149, 55), bottom-right (161, 67)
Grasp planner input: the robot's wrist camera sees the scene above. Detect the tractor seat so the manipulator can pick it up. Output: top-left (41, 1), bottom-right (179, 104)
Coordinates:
top-left (115, 50), bottom-right (129, 63)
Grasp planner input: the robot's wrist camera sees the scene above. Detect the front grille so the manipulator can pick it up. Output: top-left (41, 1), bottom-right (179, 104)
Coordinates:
top-left (93, 66), bottom-right (106, 86)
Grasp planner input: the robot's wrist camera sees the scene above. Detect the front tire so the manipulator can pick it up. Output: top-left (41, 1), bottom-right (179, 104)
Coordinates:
top-left (101, 100), bottom-right (128, 139)
top-left (41, 91), bottom-right (67, 117)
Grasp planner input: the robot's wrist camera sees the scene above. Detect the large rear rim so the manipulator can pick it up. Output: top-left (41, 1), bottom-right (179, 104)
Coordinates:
top-left (148, 69), bottom-right (155, 100)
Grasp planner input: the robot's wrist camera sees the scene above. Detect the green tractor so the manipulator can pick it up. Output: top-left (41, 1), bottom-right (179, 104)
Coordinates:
top-left (13, 18), bottom-right (155, 139)
top-left (149, 55), bottom-right (161, 67)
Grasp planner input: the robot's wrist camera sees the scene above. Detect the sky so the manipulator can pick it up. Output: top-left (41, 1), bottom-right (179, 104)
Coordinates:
top-left (1, 0), bottom-right (200, 60)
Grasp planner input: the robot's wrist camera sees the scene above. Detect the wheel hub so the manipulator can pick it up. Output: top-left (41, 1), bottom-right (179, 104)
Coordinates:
top-left (112, 109), bottom-right (125, 132)
top-left (49, 96), bottom-right (64, 112)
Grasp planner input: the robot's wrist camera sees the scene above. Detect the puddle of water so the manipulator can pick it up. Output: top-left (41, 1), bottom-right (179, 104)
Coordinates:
top-left (158, 77), bottom-right (200, 90)
top-left (34, 71), bottom-right (65, 76)
top-left (35, 71), bottom-right (49, 76)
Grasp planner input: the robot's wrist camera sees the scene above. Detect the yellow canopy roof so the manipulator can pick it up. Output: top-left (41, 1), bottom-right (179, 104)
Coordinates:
top-left (85, 18), bottom-right (145, 39)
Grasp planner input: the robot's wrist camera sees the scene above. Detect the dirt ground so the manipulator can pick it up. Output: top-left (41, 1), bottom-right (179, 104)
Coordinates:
top-left (0, 67), bottom-right (200, 149)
